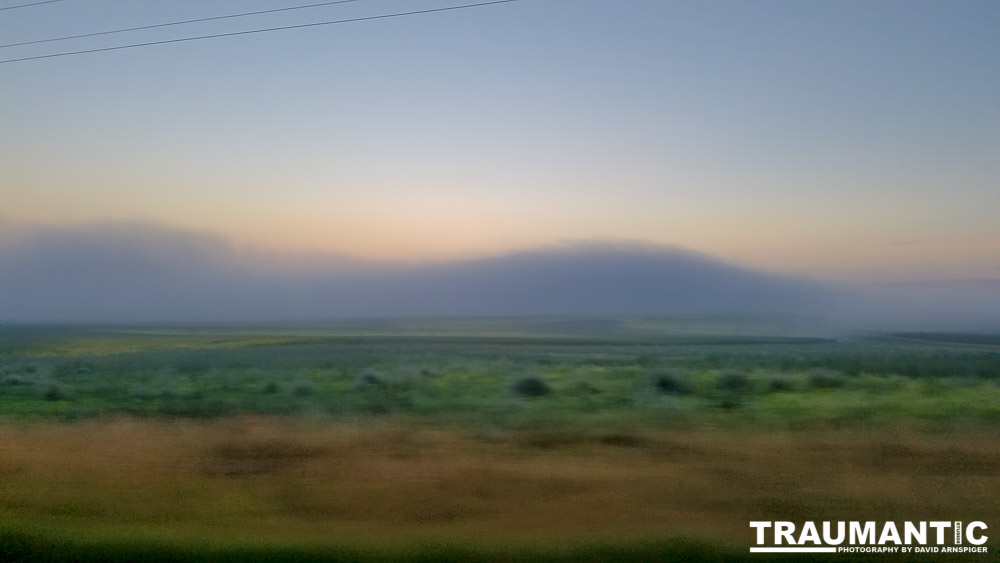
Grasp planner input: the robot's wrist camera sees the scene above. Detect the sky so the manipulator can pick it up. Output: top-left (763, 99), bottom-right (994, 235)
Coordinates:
top-left (2, 0), bottom-right (998, 284)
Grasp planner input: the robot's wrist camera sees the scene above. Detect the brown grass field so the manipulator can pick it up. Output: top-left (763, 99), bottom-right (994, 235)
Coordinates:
top-left (2, 417), bottom-right (999, 559)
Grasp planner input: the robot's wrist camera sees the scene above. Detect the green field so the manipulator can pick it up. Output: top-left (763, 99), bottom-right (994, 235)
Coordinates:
top-left (2, 318), bottom-right (999, 561)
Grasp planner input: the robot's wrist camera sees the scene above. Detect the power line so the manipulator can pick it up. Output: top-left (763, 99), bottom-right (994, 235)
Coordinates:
top-left (0, 0), bottom-right (64, 11)
top-left (1, 0), bottom-right (368, 49)
top-left (0, 0), bottom-right (521, 64)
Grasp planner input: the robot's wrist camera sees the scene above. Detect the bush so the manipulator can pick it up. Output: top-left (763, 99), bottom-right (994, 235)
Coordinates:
top-left (718, 396), bottom-right (742, 410)
top-left (262, 381), bottom-right (280, 394)
top-left (511, 376), bottom-right (551, 398)
top-left (767, 376), bottom-right (795, 393)
top-left (292, 381), bottom-right (315, 397)
top-left (808, 368), bottom-right (846, 389)
top-left (1, 375), bottom-right (30, 386)
top-left (715, 369), bottom-right (751, 410)
top-left (356, 373), bottom-right (413, 414)
top-left (42, 384), bottom-right (66, 401)
top-left (717, 369), bottom-right (750, 392)
top-left (652, 369), bottom-right (693, 396)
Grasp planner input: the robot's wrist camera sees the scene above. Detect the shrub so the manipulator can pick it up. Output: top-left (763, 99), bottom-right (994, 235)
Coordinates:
top-left (292, 381), bottom-right (315, 397)
top-left (357, 374), bottom-right (413, 414)
top-left (808, 368), bottom-right (847, 389)
top-left (717, 369), bottom-right (750, 392)
top-left (511, 376), bottom-right (551, 398)
top-left (767, 376), bottom-right (795, 393)
top-left (262, 381), bottom-right (280, 394)
top-left (715, 369), bottom-right (751, 410)
top-left (718, 396), bottom-right (742, 410)
top-left (1, 375), bottom-right (30, 386)
top-left (652, 369), bottom-right (693, 396)
top-left (42, 384), bottom-right (66, 401)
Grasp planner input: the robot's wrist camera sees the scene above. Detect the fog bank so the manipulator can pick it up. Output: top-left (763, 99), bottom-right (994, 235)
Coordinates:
top-left (1, 222), bottom-right (996, 331)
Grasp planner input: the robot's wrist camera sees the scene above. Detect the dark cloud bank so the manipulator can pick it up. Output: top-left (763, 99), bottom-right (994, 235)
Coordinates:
top-left (1, 222), bottom-right (997, 331)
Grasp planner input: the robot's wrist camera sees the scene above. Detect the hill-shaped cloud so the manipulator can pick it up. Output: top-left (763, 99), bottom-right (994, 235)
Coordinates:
top-left (0, 222), bottom-right (842, 324)
top-left (4, 222), bottom-right (997, 331)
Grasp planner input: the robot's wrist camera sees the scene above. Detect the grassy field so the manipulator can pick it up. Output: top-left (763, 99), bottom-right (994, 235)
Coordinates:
top-left (1, 318), bottom-right (999, 560)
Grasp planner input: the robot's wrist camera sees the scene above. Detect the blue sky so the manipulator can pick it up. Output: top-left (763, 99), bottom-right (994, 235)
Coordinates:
top-left (2, 0), bottom-right (998, 282)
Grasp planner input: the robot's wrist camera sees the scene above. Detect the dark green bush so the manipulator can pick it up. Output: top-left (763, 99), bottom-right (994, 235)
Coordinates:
top-left (767, 376), bottom-right (795, 393)
top-left (292, 381), bottom-right (315, 397)
top-left (652, 369), bottom-right (693, 396)
top-left (1, 375), bottom-right (30, 386)
top-left (808, 368), bottom-right (847, 389)
top-left (718, 396), bottom-right (742, 410)
top-left (511, 376), bottom-right (551, 398)
top-left (358, 377), bottom-right (413, 414)
top-left (43, 384), bottom-right (66, 401)
top-left (716, 370), bottom-right (750, 392)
